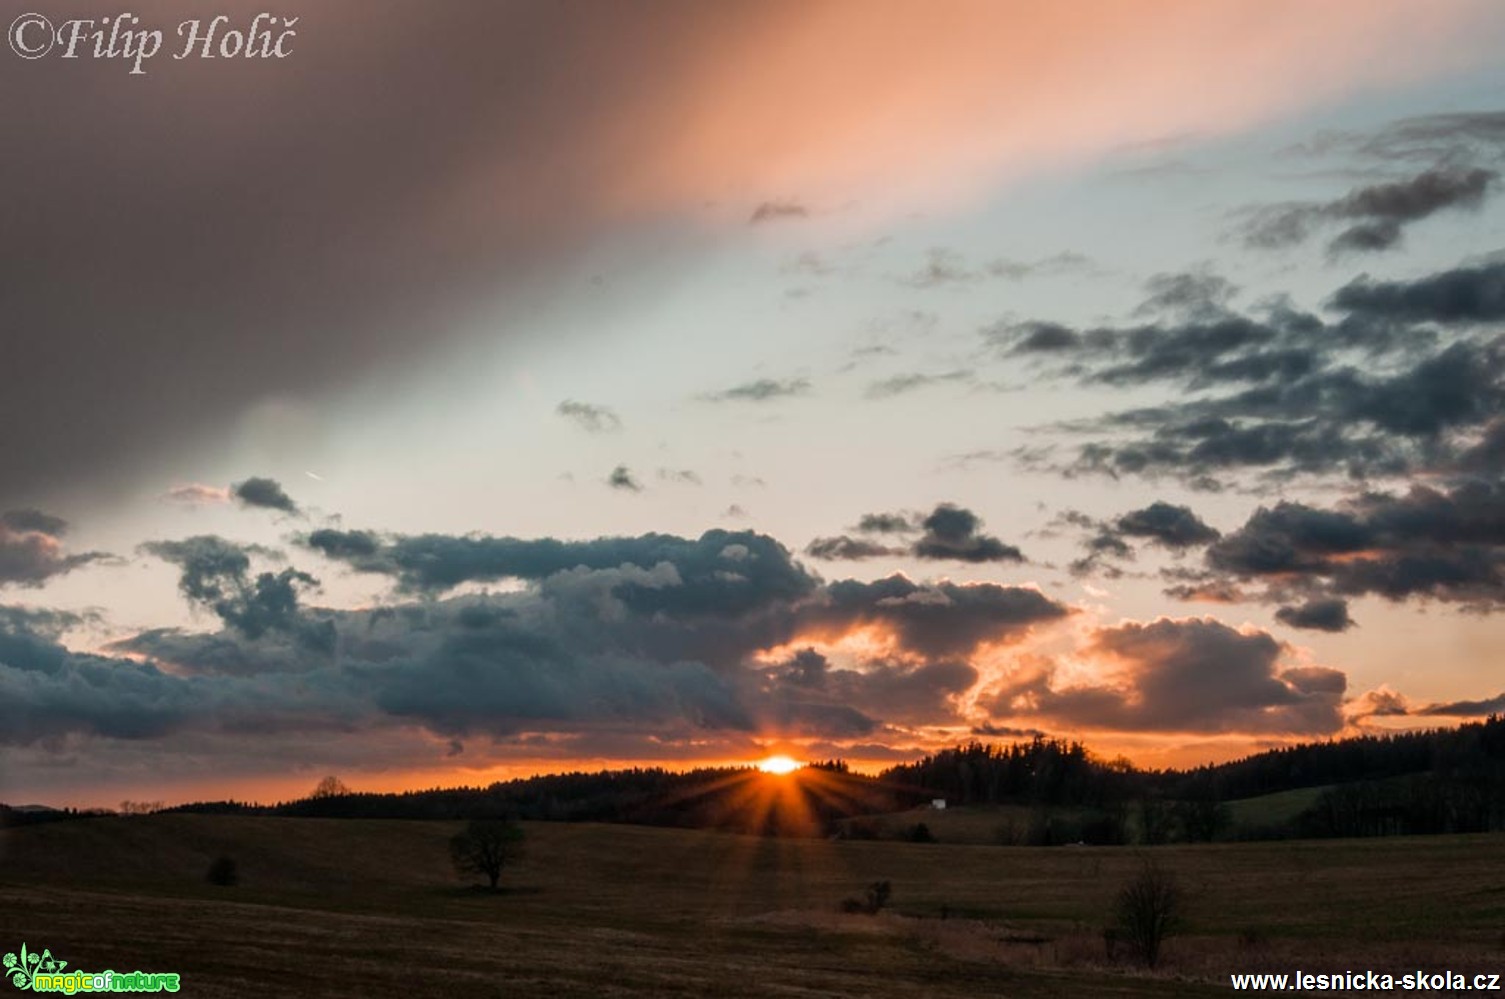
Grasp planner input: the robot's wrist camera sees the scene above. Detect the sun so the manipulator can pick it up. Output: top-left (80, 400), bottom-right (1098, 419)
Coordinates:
top-left (756, 755), bottom-right (802, 775)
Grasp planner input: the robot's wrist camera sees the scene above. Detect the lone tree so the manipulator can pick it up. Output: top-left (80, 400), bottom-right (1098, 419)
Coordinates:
top-left (449, 819), bottom-right (525, 891)
top-left (311, 775), bottom-right (350, 798)
top-left (1113, 859), bottom-right (1183, 968)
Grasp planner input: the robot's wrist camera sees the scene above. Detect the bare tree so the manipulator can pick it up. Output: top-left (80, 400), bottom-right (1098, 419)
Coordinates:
top-left (311, 775), bottom-right (350, 798)
top-left (449, 819), bottom-right (525, 891)
top-left (1113, 859), bottom-right (1183, 968)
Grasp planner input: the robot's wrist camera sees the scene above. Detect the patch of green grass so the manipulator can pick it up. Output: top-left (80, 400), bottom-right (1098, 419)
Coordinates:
top-left (1222, 785), bottom-right (1328, 835)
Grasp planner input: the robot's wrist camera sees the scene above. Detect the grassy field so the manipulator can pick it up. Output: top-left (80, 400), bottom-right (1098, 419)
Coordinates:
top-left (4, 815), bottom-right (1505, 997)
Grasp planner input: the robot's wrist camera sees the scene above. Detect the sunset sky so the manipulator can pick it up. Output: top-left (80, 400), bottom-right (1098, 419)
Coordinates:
top-left (5, 0), bottom-right (1505, 807)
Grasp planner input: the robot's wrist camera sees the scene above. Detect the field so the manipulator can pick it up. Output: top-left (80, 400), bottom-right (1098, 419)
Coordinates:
top-left (4, 814), bottom-right (1505, 997)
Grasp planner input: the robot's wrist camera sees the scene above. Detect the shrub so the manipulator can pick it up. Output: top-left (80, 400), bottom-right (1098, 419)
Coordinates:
top-left (840, 880), bottom-right (892, 915)
top-left (1113, 860), bottom-right (1182, 967)
top-left (206, 855), bottom-right (238, 887)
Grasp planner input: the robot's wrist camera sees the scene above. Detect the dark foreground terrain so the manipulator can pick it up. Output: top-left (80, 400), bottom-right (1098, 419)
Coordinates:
top-left (4, 814), bottom-right (1504, 996)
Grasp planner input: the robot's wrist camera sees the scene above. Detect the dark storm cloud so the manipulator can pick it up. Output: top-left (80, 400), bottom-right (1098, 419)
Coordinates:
top-left (231, 476), bottom-right (300, 514)
top-left (1116, 502), bottom-right (1221, 548)
top-left (1417, 693), bottom-right (1505, 717)
top-left (1204, 479), bottom-right (1505, 608)
top-left (1066, 502), bottom-right (1218, 577)
top-left (824, 659), bottom-right (977, 728)
top-left (303, 526), bottom-right (820, 605)
top-left (912, 504), bottom-right (1024, 563)
top-left (804, 535), bottom-right (903, 560)
top-left (762, 647), bottom-right (975, 733)
top-left (701, 378), bottom-right (812, 403)
top-left (1243, 166), bottom-right (1496, 255)
top-left (1001, 321), bottom-right (1084, 353)
top-left (0, 0), bottom-right (810, 508)
top-left (1275, 598), bottom-right (1355, 632)
top-left (607, 465), bottom-right (644, 492)
top-left (1, 510), bottom-right (69, 536)
top-left (0, 511), bottom-right (106, 587)
top-left (142, 536), bottom-right (334, 650)
top-left (997, 259), bottom-right (1505, 485)
top-left (805, 504), bottom-right (1023, 564)
top-left (1330, 261), bottom-right (1505, 325)
top-left (808, 575), bottom-right (1069, 658)
top-left (0, 515), bottom-right (1077, 748)
top-left (557, 400), bottom-right (622, 433)
top-left (368, 623), bottom-right (755, 737)
top-left (0, 607), bottom-right (362, 745)
top-left (1000, 618), bottom-right (1345, 735)
top-left (856, 512), bottom-right (920, 534)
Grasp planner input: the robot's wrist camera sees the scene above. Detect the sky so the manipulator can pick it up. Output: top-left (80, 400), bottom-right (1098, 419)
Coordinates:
top-left (5, 0), bottom-right (1505, 808)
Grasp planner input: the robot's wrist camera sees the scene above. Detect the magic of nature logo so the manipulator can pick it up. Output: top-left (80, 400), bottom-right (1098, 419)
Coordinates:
top-left (4, 944), bottom-right (180, 993)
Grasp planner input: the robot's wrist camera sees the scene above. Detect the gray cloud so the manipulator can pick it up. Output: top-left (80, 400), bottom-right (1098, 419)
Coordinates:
top-left (1116, 502), bottom-right (1221, 549)
top-left (607, 465), bottom-right (643, 492)
top-left (898, 248), bottom-right (1092, 288)
top-left (1297, 110), bottom-right (1505, 165)
top-left (1330, 260), bottom-right (1505, 325)
top-left (557, 400), bottom-right (622, 433)
top-left (912, 503), bottom-right (1024, 563)
top-left (1275, 598), bottom-right (1355, 632)
top-left (1205, 479), bottom-right (1505, 609)
top-left (0, 511), bottom-right (106, 588)
top-left (996, 618), bottom-right (1345, 735)
top-left (1417, 692), bottom-right (1505, 717)
top-left (1067, 501), bottom-right (1219, 577)
top-left (855, 512), bottom-right (920, 534)
top-left (865, 370), bottom-right (972, 399)
top-left (1243, 166), bottom-right (1496, 255)
top-left (805, 503), bottom-right (1024, 564)
top-left (997, 260), bottom-right (1505, 486)
top-left (1, 510), bottom-right (69, 536)
top-left (232, 476), bottom-right (300, 514)
top-left (804, 536), bottom-right (902, 560)
top-left (702, 378), bottom-right (812, 403)
top-left (809, 574), bottom-right (1068, 658)
top-left (0, 515), bottom-right (1077, 753)
top-left (141, 536), bottom-right (334, 651)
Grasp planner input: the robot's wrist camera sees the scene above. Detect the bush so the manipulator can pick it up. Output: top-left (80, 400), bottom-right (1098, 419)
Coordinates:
top-left (907, 822), bottom-right (936, 843)
top-left (206, 855), bottom-right (238, 887)
top-left (840, 880), bottom-right (892, 915)
top-left (1113, 860), bottom-right (1182, 967)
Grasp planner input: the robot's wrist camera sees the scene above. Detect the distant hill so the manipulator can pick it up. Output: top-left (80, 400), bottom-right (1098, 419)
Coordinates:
top-left (154, 762), bottom-right (922, 838)
top-left (11, 716), bottom-right (1503, 844)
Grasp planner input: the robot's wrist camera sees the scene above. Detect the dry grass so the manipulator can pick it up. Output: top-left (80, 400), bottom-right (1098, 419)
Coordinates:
top-left (3, 815), bottom-right (1504, 997)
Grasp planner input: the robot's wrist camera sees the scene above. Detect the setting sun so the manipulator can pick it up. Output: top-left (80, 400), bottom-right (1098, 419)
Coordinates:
top-left (756, 755), bottom-right (802, 775)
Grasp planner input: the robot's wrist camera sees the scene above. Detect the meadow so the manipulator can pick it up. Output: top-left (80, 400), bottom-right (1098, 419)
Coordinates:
top-left (4, 811), bottom-right (1505, 997)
